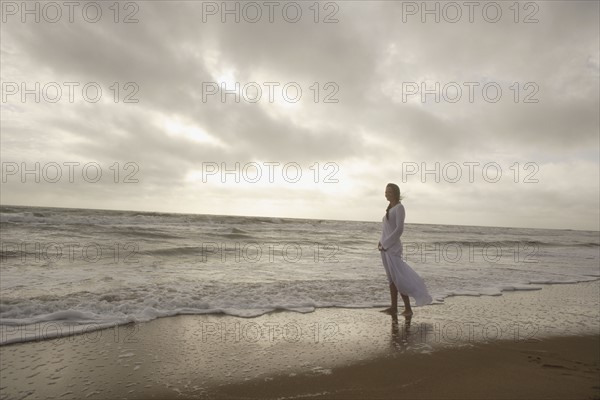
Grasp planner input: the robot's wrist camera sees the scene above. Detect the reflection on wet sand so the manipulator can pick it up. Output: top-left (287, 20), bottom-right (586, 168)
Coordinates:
top-left (389, 314), bottom-right (438, 353)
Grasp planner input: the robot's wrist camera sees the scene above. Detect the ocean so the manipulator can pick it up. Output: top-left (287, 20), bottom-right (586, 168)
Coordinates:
top-left (1, 205), bottom-right (598, 345)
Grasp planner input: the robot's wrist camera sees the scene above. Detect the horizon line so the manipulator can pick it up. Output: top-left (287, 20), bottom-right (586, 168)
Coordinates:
top-left (1, 203), bottom-right (597, 232)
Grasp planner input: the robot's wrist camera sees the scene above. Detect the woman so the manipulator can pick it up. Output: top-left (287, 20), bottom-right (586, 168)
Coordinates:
top-left (378, 183), bottom-right (432, 316)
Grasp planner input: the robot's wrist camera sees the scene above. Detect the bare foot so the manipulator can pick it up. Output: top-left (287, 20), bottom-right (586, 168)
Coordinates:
top-left (380, 307), bottom-right (398, 315)
top-left (401, 310), bottom-right (413, 317)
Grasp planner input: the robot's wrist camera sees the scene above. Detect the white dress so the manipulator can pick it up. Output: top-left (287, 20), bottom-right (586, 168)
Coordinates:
top-left (380, 203), bottom-right (433, 306)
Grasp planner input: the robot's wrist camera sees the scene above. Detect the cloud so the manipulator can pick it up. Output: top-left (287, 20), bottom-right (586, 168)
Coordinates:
top-left (1, 1), bottom-right (598, 229)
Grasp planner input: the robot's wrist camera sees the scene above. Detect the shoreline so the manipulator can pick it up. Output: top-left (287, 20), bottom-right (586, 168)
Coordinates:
top-left (1, 281), bottom-right (599, 399)
top-left (2, 279), bottom-right (598, 347)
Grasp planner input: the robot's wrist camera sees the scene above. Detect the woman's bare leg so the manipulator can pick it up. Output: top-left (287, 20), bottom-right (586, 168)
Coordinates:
top-left (381, 282), bottom-right (398, 314)
top-left (400, 293), bottom-right (413, 316)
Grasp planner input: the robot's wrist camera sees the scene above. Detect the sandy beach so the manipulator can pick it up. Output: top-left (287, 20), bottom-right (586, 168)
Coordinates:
top-left (1, 281), bottom-right (599, 399)
top-left (213, 334), bottom-right (600, 400)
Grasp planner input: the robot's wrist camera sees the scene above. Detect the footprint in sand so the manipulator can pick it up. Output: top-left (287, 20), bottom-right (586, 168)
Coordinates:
top-left (541, 363), bottom-right (567, 369)
top-left (527, 355), bottom-right (542, 363)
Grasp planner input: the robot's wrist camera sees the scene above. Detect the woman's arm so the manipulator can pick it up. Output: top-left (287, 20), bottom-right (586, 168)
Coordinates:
top-left (381, 205), bottom-right (405, 250)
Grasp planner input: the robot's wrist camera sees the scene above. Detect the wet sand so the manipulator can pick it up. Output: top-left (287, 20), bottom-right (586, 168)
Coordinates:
top-left (211, 334), bottom-right (600, 400)
top-left (1, 281), bottom-right (599, 399)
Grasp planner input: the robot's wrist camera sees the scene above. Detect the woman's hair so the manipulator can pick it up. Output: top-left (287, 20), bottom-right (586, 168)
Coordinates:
top-left (386, 183), bottom-right (403, 220)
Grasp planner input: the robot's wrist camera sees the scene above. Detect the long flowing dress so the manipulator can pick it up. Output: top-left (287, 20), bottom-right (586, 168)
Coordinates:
top-left (380, 203), bottom-right (433, 306)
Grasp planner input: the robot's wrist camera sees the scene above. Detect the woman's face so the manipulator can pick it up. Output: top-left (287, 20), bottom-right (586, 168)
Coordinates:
top-left (385, 186), bottom-right (394, 201)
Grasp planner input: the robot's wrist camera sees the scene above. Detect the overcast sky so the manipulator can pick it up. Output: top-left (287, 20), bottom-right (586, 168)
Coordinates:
top-left (1, 0), bottom-right (598, 230)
